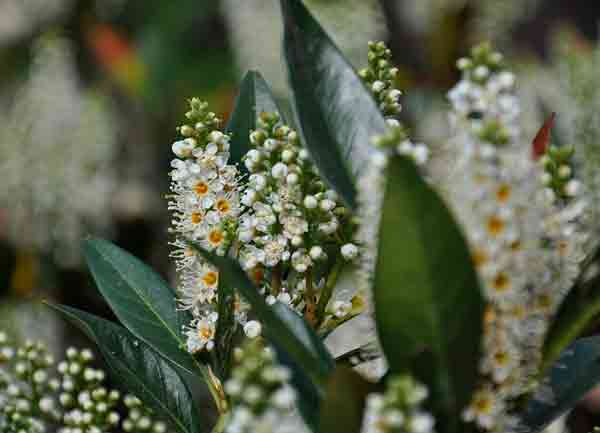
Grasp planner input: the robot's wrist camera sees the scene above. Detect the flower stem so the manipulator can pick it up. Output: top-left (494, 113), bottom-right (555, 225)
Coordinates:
top-left (315, 257), bottom-right (344, 326)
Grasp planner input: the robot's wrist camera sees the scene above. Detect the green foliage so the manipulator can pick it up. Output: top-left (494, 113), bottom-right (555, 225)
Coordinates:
top-left (226, 70), bottom-right (284, 168)
top-left (82, 238), bottom-right (207, 379)
top-left (280, 0), bottom-right (387, 209)
top-left (49, 304), bottom-right (202, 433)
top-left (374, 155), bottom-right (484, 433)
top-left (520, 336), bottom-right (600, 433)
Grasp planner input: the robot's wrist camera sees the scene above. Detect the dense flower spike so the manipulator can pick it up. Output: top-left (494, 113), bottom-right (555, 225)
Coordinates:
top-left (441, 43), bottom-right (590, 432)
top-left (238, 112), bottom-right (361, 327)
top-left (168, 98), bottom-right (247, 353)
top-left (0, 331), bottom-right (172, 433)
top-left (223, 339), bottom-right (306, 433)
top-left (362, 375), bottom-right (434, 433)
top-left (169, 101), bottom-right (365, 353)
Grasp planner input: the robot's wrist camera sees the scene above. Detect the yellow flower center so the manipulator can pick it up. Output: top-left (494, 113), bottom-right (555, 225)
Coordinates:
top-left (494, 350), bottom-right (510, 366)
top-left (216, 198), bottom-right (231, 213)
top-left (194, 182), bottom-right (209, 196)
top-left (202, 271), bottom-right (218, 287)
top-left (198, 326), bottom-right (214, 340)
top-left (208, 229), bottom-right (224, 246)
top-left (486, 216), bottom-right (505, 237)
top-left (191, 212), bottom-right (203, 224)
top-left (492, 272), bottom-right (510, 292)
top-left (474, 396), bottom-right (492, 413)
top-left (473, 249), bottom-right (489, 268)
top-left (496, 184), bottom-right (511, 202)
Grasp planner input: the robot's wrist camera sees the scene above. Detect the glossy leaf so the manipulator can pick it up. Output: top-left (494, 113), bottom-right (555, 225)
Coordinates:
top-left (82, 238), bottom-right (205, 377)
top-left (276, 343), bottom-right (321, 432)
top-left (319, 366), bottom-right (374, 433)
top-left (542, 249), bottom-right (600, 371)
top-left (213, 282), bottom-right (236, 381)
top-left (280, 0), bottom-right (386, 209)
top-left (374, 155), bottom-right (484, 432)
top-left (225, 70), bottom-right (283, 168)
top-left (190, 244), bottom-right (334, 385)
top-left (520, 336), bottom-right (600, 432)
top-left (335, 341), bottom-right (381, 367)
top-left (49, 304), bottom-right (201, 433)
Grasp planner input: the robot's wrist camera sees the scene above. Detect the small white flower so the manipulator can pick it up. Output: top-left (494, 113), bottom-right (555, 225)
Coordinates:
top-left (341, 243), bottom-right (359, 260)
top-left (271, 162), bottom-right (289, 179)
top-left (243, 321), bottom-right (262, 339)
top-left (304, 195), bottom-right (318, 209)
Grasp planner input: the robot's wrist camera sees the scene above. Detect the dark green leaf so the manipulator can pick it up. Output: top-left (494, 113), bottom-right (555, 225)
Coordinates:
top-left (82, 238), bottom-right (206, 378)
top-left (213, 282), bottom-right (236, 381)
top-left (374, 156), bottom-right (484, 432)
top-left (48, 304), bottom-right (201, 433)
top-left (542, 253), bottom-right (600, 371)
top-left (319, 366), bottom-right (374, 433)
top-left (225, 70), bottom-right (283, 168)
top-left (276, 345), bottom-right (321, 432)
top-left (280, 0), bottom-right (386, 209)
top-left (335, 341), bottom-right (381, 367)
top-left (520, 336), bottom-right (600, 433)
top-left (190, 244), bottom-right (334, 385)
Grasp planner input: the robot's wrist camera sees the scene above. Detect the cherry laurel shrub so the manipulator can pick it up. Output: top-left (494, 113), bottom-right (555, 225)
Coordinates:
top-left (42, 1), bottom-right (600, 433)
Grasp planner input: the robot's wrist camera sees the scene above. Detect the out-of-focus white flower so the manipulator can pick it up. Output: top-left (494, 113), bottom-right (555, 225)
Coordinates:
top-left (0, 36), bottom-right (116, 266)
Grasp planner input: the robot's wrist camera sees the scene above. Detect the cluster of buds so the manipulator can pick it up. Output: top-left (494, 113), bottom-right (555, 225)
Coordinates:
top-left (0, 332), bottom-right (172, 433)
top-left (539, 144), bottom-right (581, 202)
top-left (372, 127), bottom-right (429, 167)
top-left (449, 42), bottom-right (519, 149)
top-left (362, 375), bottom-right (434, 433)
top-left (224, 340), bottom-right (302, 433)
top-left (360, 41), bottom-right (402, 117)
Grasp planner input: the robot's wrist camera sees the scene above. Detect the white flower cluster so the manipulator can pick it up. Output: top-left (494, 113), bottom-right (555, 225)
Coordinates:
top-left (362, 375), bottom-right (434, 433)
top-left (0, 332), bottom-right (172, 433)
top-left (0, 36), bottom-right (116, 266)
top-left (224, 340), bottom-right (307, 433)
top-left (441, 44), bottom-right (590, 432)
top-left (169, 101), bottom-right (364, 353)
top-left (168, 98), bottom-right (249, 354)
top-left (238, 112), bottom-right (359, 325)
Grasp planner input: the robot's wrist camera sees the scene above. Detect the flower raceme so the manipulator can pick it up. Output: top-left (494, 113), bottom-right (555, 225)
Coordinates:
top-left (439, 43), bottom-right (591, 433)
top-left (168, 102), bottom-right (364, 355)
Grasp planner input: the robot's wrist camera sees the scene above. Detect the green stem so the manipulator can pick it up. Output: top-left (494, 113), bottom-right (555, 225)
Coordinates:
top-left (541, 296), bottom-right (600, 374)
top-left (315, 257), bottom-right (344, 326)
top-left (210, 413), bottom-right (228, 433)
top-left (199, 363), bottom-right (228, 414)
top-left (304, 268), bottom-right (317, 326)
top-left (271, 265), bottom-right (282, 296)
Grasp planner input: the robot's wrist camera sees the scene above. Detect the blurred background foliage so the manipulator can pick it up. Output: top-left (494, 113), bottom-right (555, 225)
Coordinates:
top-left (1, 0), bottom-right (600, 429)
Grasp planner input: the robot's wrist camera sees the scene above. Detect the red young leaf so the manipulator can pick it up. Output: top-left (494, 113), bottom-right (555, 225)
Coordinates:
top-left (532, 112), bottom-right (556, 160)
